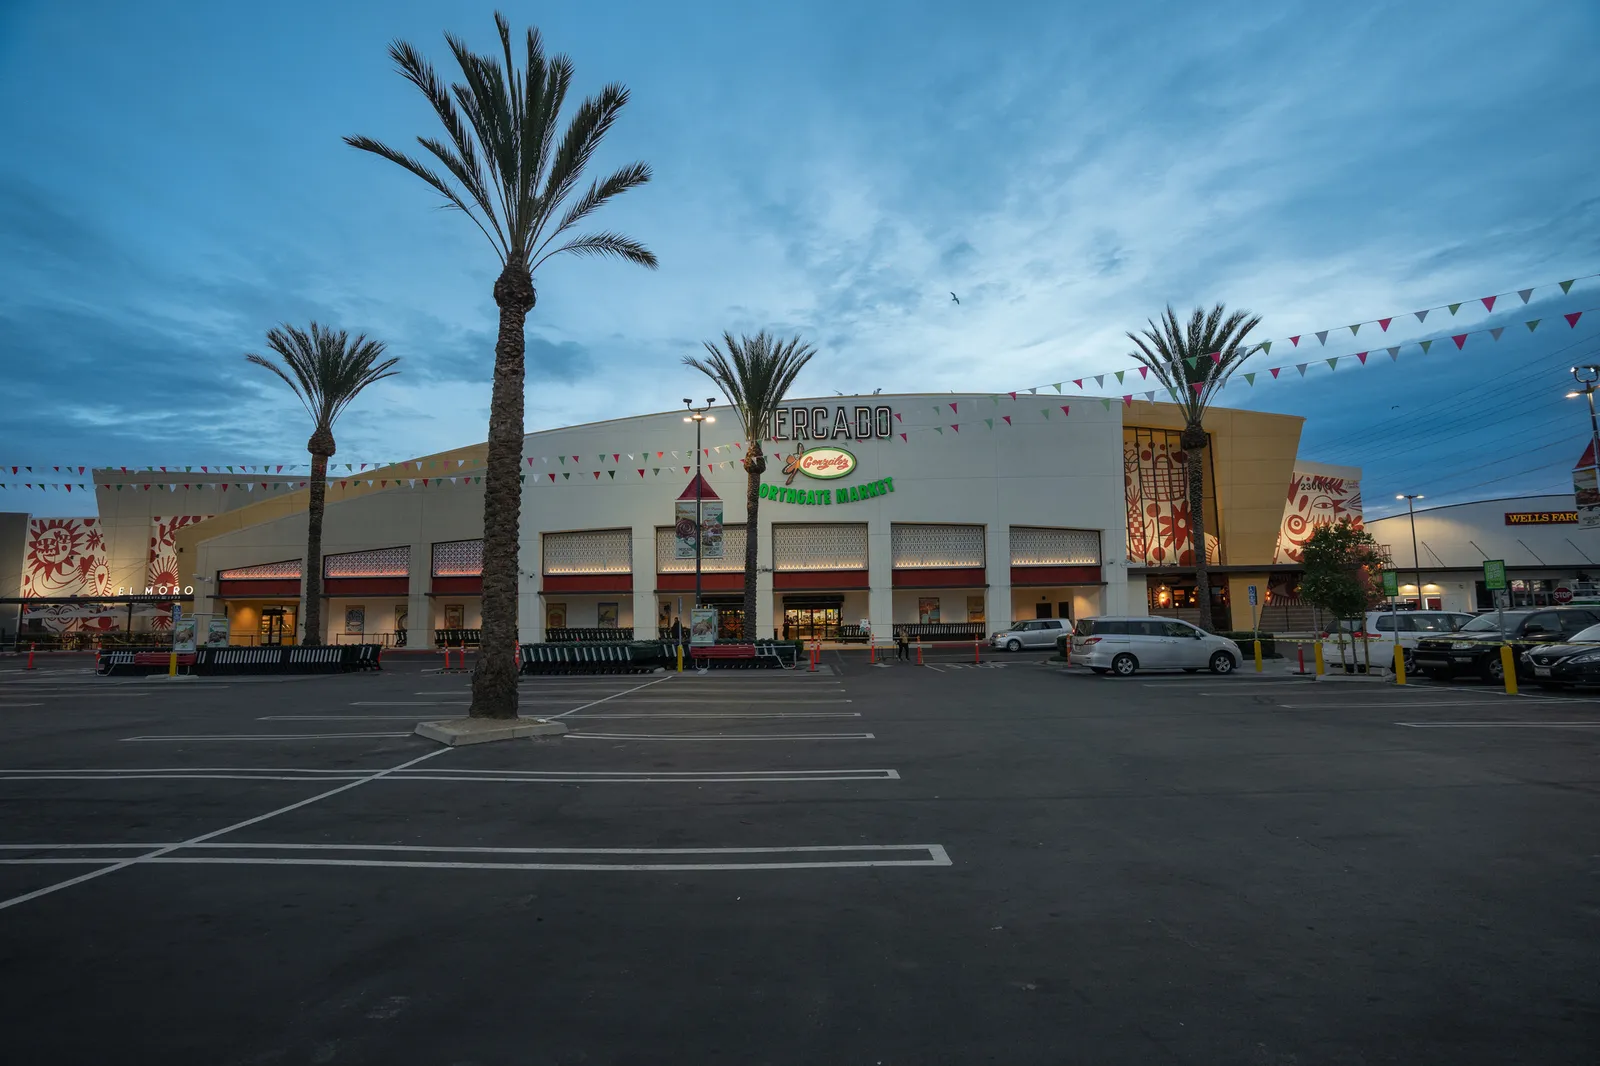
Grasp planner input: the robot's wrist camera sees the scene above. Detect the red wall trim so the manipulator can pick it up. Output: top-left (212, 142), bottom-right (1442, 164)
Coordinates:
top-left (656, 572), bottom-right (745, 592)
top-left (773, 570), bottom-right (870, 590)
top-left (1010, 565), bottom-right (1103, 586)
top-left (219, 579), bottom-right (301, 598)
top-left (892, 567), bottom-right (986, 588)
top-left (431, 576), bottom-right (483, 595)
top-left (322, 577), bottom-right (409, 596)
top-left (542, 574), bottom-right (634, 594)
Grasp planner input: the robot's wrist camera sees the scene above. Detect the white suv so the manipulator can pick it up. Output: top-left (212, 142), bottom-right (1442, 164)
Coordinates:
top-left (991, 619), bottom-right (1067, 651)
top-left (1070, 616), bottom-right (1242, 677)
top-left (1328, 610), bottom-right (1473, 672)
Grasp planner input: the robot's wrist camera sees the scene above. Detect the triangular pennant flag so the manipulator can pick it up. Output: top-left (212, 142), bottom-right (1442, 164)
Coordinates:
top-left (1518, 288), bottom-right (1533, 304)
top-left (1355, 351), bottom-right (1368, 364)
top-left (1415, 310), bottom-right (1429, 323)
top-left (572, 456), bottom-right (580, 464)
top-left (1448, 303), bottom-right (1462, 315)
top-left (612, 454), bottom-right (619, 463)
top-left (893, 413), bottom-right (902, 422)
top-left (1072, 380), bottom-right (1083, 389)
top-left (684, 467), bottom-right (690, 474)
top-left (984, 418), bottom-right (993, 429)
top-left (1183, 356), bottom-right (1198, 369)
top-left (1191, 382), bottom-right (1203, 393)
top-left (1093, 376), bottom-right (1104, 388)
top-left (1209, 352), bottom-right (1222, 364)
top-left (1451, 334), bottom-right (1467, 349)
top-left (1560, 280), bottom-right (1575, 294)
top-left (1315, 331), bottom-right (1328, 345)
top-left (899, 433), bottom-right (907, 441)
top-left (1270, 367), bottom-right (1281, 378)
top-left (1028, 387), bottom-right (1037, 394)
top-left (1008, 392), bottom-right (1017, 401)
top-left (1526, 319), bottom-right (1541, 331)
top-left (1144, 391), bottom-right (1155, 401)
top-left (638, 469), bottom-right (645, 477)
top-left (1052, 383), bottom-right (1063, 393)
top-left (1114, 370), bottom-right (1124, 384)
top-left (1041, 408), bottom-right (1051, 419)
top-left (949, 402), bottom-right (959, 412)
top-left (1386, 347), bottom-right (1400, 360)
top-left (1289, 336), bottom-right (1300, 347)
top-left (951, 424), bottom-right (960, 432)
top-left (593, 471), bottom-right (601, 479)
top-left (1566, 312), bottom-right (1584, 328)
top-left (1138, 366), bottom-right (1149, 379)
top-left (652, 468), bottom-right (660, 475)
top-left (932, 405), bottom-right (941, 415)
top-left (990, 397), bottom-right (999, 406)
top-left (1326, 357), bottom-right (1338, 370)
top-left (1377, 318), bottom-right (1392, 332)
top-left (1419, 340), bottom-right (1433, 353)
top-left (1349, 324), bottom-right (1360, 335)
top-left (1062, 405), bottom-right (1071, 416)
top-left (1121, 396), bottom-right (1132, 407)
top-left (562, 472), bottom-right (570, 480)
top-left (1489, 327), bottom-right (1504, 341)
top-left (608, 470), bottom-right (615, 479)
top-left (1242, 372), bottom-right (1255, 385)
top-left (1295, 363), bottom-right (1309, 376)
top-left (934, 427), bottom-right (943, 435)
top-left (1099, 398), bottom-right (1112, 410)
top-left (1481, 296), bottom-right (1496, 312)
top-left (558, 456), bottom-right (565, 464)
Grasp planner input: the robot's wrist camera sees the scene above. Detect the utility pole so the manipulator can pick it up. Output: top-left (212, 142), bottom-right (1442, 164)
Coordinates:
top-left (1396, 493), bottom-right (1425, 610)
top-left (683, 398), bottom-right (716, 615)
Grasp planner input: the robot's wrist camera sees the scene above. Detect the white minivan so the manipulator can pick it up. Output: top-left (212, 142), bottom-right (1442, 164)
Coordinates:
top-left (1070, 616), bottom-right (1242, 677)
top-left (991, 618), bottom-right (1068, 651)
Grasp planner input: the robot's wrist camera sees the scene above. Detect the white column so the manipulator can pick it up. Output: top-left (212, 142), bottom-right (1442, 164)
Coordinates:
top-left (517, 530), bottom-right (539, 644)
top-left (867, 522), bottom-right (893, 641)
top-left (406, 542), bottom-right (431, 650)
top-left (631, 525), bottom-right (656, 642)
top-left (987, 522), bottom-right (1011, 628)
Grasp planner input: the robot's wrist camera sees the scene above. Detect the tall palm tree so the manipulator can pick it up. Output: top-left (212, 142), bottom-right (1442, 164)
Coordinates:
top-left (1126, 304), bottom-right (1262, 631)
top-left (348, 13), bottom-right (657, 719)
top-left (684, 332), bottom-right (816, 641)
top-left (246, 323), bottom-right (399, 646)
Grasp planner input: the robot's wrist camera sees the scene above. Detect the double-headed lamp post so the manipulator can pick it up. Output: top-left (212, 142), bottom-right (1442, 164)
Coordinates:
top-left (1396, 493), bottom-right (1424, 609)
top-left (683, 398), bottom-right (716, 617)
top-left (1566, 365), bottom-right (1600, 467)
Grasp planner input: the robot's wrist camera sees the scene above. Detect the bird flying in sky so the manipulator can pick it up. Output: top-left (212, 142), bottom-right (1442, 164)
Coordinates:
top-left (950, 292), bottom-right (960, 304)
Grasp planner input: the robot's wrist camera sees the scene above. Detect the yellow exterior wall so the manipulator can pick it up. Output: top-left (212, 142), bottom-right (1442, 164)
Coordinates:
top-left (1122, 401), bottom-right (1304, 568)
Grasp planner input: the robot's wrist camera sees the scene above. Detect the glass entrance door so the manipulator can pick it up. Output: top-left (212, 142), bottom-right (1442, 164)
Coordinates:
top-left (783, 607), bottom-right (840, 641)
top-left (260, 606), bottom-right (297, 646)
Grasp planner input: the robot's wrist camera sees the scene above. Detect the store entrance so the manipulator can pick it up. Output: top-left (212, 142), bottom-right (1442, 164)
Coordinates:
top-left (260, 606), bottom-right (296, 646)
top-left (783, 606), bottom-right (841, 641)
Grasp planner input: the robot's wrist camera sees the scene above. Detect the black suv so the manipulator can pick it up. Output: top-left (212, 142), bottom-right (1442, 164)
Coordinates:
top-left (1413, 607), bottom-right (1600, 682)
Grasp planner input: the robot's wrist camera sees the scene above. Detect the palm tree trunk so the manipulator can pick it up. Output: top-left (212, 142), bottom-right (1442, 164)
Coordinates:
top-left (1183, 428), bottom-right (1215, 631)
top-left (744, 462), bottom-right (760, 641)
top-left (471, 265), bottom-right (535, 720)
top-left (303, 451), bottom-right (329, 646)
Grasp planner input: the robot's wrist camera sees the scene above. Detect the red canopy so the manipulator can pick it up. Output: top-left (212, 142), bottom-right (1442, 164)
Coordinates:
top-left (676, 474), bottom-right (719, 501)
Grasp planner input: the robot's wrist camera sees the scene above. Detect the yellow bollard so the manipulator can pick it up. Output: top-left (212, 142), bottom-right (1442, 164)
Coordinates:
top-left (1253, 639), bottom-right (1263, 673)
top-left (676, 644), bottom-right (683, 673)
top-left (168, 648), bottom-right (177, 677)
top-left (1393, 642), bottom-right (1407, 685)
top-left (1313, 640), bottom-right (1325, 676)
top-left (1500, 644), bottom-right (1518, 695)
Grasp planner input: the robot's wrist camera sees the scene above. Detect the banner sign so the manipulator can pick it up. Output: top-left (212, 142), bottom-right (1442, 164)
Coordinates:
top-left (1576, 466), bottom-right (1600, 530)
top-left (1504, 511), bottom-right (1579, 525)
top-left (689, 607), bottom-right (718, 647)
top-left (205, 617), bottom-right (231, 647)
top-left (673, 499), bottom-right (723, 559)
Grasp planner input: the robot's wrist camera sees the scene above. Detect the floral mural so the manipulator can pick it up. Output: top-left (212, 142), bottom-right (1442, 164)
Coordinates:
top-left (21, 517), bottom-right (114, 632)
top-left (1124, 428), bottom-right (1220, 567)
top-left (147, 516), bottom-right (212, 628)
top-left (1273, 469), bottom-right (1364, 564)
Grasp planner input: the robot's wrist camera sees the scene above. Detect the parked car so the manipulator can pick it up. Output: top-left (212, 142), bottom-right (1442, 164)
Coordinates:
top-left (991, 619), bottom-right (1067, 651)
top-left (1070, 616), bottom-right (1242, 677)
top-left (1412, 607), bottom-right (1600, 682)
top-left (1327, 611), bottom-right (1474, 673)
top-left (1520, 622), bottom-right (1600, 689)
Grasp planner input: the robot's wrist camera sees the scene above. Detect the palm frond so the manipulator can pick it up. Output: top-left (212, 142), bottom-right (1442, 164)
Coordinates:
top-left (685, 331), bottom-right (817, 441)
top-left (1125, 303), bottom-right (1262, 425)
top-left (245, 321), bottom-right (401, 446)
top-left (534, 231), bottom-right (658, 271)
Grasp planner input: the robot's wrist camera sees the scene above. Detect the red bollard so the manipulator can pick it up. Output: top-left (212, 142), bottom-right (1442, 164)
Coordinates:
top-left (1297, 644), bottom-right (1305, 675)
top-left (973, 639), bottom-right (980, 664)
top-left (26, 642), bottom-right (36, 670)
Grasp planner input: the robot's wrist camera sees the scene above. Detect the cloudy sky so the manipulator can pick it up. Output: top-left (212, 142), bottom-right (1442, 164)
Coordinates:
top-left (2, 0), bottom-right (1597, 519)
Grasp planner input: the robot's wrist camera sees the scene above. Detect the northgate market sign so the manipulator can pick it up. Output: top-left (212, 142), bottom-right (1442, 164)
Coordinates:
top-left (760, 445), bottom-right (895, 507)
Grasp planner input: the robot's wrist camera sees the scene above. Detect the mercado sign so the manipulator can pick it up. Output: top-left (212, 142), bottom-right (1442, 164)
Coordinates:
top-left (767, 404), bottom-right (894, 442)
top-left (1503, 511), bottom-right (1578, 525)
top-left (760, 477), bottom-right (895, 506)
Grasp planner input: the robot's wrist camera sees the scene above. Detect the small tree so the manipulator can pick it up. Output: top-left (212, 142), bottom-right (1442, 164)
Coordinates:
top-left (1300, 519), bottom-right (1384, 669)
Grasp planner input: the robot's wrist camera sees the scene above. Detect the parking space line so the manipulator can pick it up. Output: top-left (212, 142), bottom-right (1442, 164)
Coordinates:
top-left (564, 731), bottom-right (875, 741)
top-left (121, 732), bottom-right (415, 742)
top-left (1282, 699), bottom-right (1600, 708)
top-left (1395, 721), bottom-right (1600, 729)
top-left (261, 711), bottom-right (862, 720)
top-left (0, 766), bottom-right (901, 783)
top-left (0, 746), bottom-right (451, 912)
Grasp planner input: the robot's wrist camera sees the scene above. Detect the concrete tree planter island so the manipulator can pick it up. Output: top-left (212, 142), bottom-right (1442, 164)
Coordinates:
top-left (414, 717), bottom-right (567, 746)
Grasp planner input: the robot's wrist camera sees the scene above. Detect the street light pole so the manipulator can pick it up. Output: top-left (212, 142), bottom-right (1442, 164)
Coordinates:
top-left (1396, 493), bottom-right (1425, 610)
top-left (1567, 365), bottom-right (1600, 466)
top-left (683, 398), bottom-right (716, 617)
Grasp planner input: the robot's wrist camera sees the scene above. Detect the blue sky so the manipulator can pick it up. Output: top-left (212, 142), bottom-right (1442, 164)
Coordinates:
top-left (1, 0), bottom-right (1597, 519)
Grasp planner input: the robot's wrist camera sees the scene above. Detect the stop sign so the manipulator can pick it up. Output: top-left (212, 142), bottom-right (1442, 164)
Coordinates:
top-left (1555, 586), bottom-right (1574, 604)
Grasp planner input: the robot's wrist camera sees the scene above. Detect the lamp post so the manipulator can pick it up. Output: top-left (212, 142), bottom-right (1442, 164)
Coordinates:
top-left (683, 398), bottom-right (716, 616)
top-left (1566, 364), bottom-right (1600, 466)
top-left (1396, 493), bottom-right (1425, 610)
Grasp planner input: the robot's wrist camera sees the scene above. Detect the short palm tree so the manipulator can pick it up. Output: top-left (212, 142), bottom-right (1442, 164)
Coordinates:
top-left (1126, 304), bottom-right (1262, 631)
top-left (246, 322), bottom-right (398, 646)
top-left (348, 13), bottom-right (657, 718)
top-left (684, 332), bottom-right (816, 640)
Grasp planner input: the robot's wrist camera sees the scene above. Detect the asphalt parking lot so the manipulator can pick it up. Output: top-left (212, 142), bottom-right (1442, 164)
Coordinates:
top-left (0, 652), bottom-right (1597, 1064)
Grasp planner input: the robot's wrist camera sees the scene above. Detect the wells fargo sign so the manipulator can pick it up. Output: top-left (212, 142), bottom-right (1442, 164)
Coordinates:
top-left (1504, 511), bottom-right (1578, 525)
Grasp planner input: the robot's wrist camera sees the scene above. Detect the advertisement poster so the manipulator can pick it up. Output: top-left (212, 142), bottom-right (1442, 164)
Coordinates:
top-left (172, 617), bottom-right (198, 653)
top-left (674, 499), bottom-right (724, 559)
top-left (918, 597), bottom-right (941, 624)
top-left (205, 617), bottom-right (231, 647)
top-left (966, 596), bottom-right (986, 624)
top-left (544, 603), bottom-right (566, 630)
top-left (690, 607), bottom-right (718, 646)
top-left (344, 605), bottom-right (365, 635)
top-left (444, 604), bottom-right (465, 629)
top-left (598, 602), bottom-right (619, 628)
top-left (1575, 466), bottom-right (1600, 529)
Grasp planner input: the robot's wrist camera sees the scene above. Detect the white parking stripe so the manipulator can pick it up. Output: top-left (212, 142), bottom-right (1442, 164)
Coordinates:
top-left (1395, 721), bottom-right (1600, 729)
top-left (121, 732), bottom-right (414, 741)
top-left (564, 731), bottom-right (874, 741)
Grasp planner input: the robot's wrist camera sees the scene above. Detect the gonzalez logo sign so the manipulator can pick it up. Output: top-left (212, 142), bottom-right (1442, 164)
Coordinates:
top-left (785, 446), bottom-right (855, 482)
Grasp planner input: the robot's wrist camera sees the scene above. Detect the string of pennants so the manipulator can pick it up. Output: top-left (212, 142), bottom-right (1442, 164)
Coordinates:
top-left (4, 275), bottom-right (1593, 492)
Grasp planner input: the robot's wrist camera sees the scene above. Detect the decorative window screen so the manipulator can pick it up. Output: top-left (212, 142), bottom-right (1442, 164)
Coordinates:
top-left (325, 545), bottom-right (409, 578)
top-left (892, 524), bottom-right (985, 568)
top-left (656, 526), bottom-right (746, 572)
top-left (1009, 527), bottom-right (1100, 566)
top-left (432, 539), bottom-right (483, 577)
top-left (543, 529), bottom-right (632, 574)
top-left (1124, 427), bottom-right (1220, 567)
top-left (219, 559), bottom-right (302, 580)
top-left (772, 523), bottom-right (868, 571)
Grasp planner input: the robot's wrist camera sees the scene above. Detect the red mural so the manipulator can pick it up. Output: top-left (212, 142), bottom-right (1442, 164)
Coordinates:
top-left (1274, 472), bottom-right (1364, 564)
top-left (21, 518), bottom-right (114, 632)
top-left (1124, 431), bottom-right (1220, 567)
top-left (147, 516), bottom-right (212, 628)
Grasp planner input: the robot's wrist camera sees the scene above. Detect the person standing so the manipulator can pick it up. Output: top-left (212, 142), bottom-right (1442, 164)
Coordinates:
top-left (896, 627), bottom-right (910, 661)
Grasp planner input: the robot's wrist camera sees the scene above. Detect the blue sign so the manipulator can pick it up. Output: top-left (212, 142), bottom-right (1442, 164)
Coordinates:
top-left (1247, 585), bottom-right (1258, 606)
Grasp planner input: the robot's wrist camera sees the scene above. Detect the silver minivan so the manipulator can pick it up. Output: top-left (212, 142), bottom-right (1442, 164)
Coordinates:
top-left (991, 619), bottom-right (1067, 651)
top-left (1070, 616), bottom-right (1242, 676)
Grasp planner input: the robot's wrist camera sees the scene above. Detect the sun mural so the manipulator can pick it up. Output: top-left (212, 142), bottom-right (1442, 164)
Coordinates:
top-left (147, 516), bottom-right (212, 627)
top-left (22, 518), bottom-right (114, 631)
